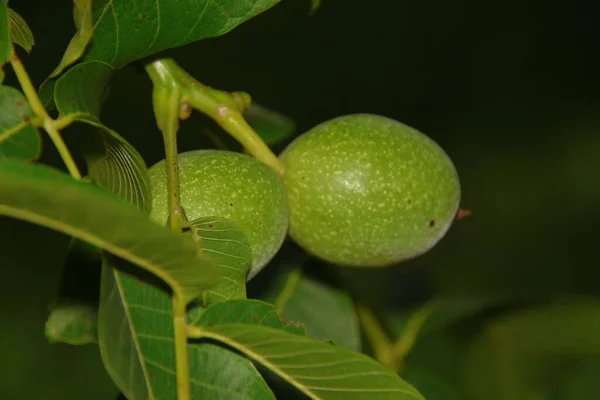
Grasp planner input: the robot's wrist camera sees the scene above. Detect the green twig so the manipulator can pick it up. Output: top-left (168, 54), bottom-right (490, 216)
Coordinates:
top-left (172, 295), bottom-right (191, 400)
top-left (355, 303), bottom-right (397, 370)
top-left (145, 59), bottom-right (285, 177)
top-left (392, 301), bottom-right (437, 370)
top-left (274, 267), bottom-right (303, 313)
top-left (9, 54), bottom-right (81, 179)
top-left (146, 63), bottom-right (191, 400)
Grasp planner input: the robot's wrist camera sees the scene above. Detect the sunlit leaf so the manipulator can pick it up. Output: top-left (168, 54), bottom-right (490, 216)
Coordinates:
top-left (243, 103), bottom-right (296, 147)
top-left (0, 85), bottom-right (40, 160)
top-left (99, 268), bottom-right (277, 400)
top-left (50, 0), bottom-right (94, 78)
top-left (0, 158), bottom-right (219, 304)
top-left (189, 320), bottom-right (426, 400)
top-left (45, 303), bottom-right (98, 345)
top-left (8, 8), bottom-right (35, 53)
top-left (187, 217), bottom-right (253, 306)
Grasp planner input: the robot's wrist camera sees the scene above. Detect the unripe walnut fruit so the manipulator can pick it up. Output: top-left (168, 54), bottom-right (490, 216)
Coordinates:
top-left (148, 150), bottom-right (289, 280)
top-left (280, 114), bottom-right (461, 267)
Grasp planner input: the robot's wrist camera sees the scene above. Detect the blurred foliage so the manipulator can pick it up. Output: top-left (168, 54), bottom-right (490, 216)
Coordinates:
top-left (2, 0), bottom-right (599, 399)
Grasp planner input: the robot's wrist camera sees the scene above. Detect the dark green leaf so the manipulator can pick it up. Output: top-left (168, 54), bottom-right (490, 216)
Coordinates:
top-left (463, 300), bottom-right (600, 400)
top-left (54, 61), bottom-right (152, 213)
top-left (0, 3), bottom-right (11, 67)
top-left (256, 249), bottom-right (361, 351)
top-left (55, 61), bottom-right (114, 120)
top-left (99, 262), bottom-right (276, 400)
top-left (0, 85), bottom-right (40, 160)
top-left (190, 322), bottom-right (426, 400)
top-left (45, 303), bottom-right (98, 345)
top-left (188, 217), bottom-right (253, 306)
top-left (278, 271), bottom-right (361, 351)
top-left (50, 0), bottom-right (93, 78)
top-left (196, 299), bottom-right (306, 334)
top-left (84, 0), bottom-right (282, 69)
top-left (401, 367), bottom-right (463, 400)
top-left (243, 103), bottom-right (296, 147)
top-left (38, 78), bottom-right (56, 111)
top-left (8, 8), bottom-right (35, 53)
top-left (0, 158), bottom-right (219, 303)
top-left (79, 126), bottom-right (152, 213)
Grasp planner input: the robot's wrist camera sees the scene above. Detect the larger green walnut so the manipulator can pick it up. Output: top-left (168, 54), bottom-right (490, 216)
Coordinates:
top-left (280, 114), bottom-right (461, 267)
top-left (149, 150), bottom-right (289, 280)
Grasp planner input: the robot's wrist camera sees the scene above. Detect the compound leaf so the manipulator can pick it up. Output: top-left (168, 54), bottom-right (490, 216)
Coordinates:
top-left (0, 158), bottom-right (219, 304)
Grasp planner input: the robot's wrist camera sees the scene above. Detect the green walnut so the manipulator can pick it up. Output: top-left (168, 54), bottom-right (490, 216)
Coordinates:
top-left (148, 150), bottom-right (289, 280)
top-left (279, 114), bottom-right (461, 267)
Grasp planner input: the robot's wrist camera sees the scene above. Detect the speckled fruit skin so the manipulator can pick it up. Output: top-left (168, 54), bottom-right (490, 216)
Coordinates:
top-left (280, 114), bottom-right (461, 267)
top-left (148, 150), bottom-right (289, 280)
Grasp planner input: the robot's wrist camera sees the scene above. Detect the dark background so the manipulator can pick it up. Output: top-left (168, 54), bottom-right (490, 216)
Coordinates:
top-left (2, 0), bottom-right (600, 399)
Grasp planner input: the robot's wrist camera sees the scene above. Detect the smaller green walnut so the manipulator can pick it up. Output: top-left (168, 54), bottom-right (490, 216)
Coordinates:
top-left (280, 114), bottom-right (461, 267)
top-left (148, 150), bottom-right (289, 280)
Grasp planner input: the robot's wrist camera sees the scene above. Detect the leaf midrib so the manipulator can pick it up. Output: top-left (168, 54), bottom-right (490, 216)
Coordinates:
top-left (0, 204), bottom-right (180, 295)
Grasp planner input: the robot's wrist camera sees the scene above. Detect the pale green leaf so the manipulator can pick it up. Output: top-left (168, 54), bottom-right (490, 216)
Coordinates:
top-left (187, 217), bottom-right (253, 306)
top-left (0, 85), bottom-right (40, 160)
top-left (45, 303), bottom-right (98, 345)
top-left (0, 158), bottom-right (219, 303)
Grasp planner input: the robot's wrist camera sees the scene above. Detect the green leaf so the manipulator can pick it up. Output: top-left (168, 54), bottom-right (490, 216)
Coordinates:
top-left (8, 8), bottom-right (35, 53)
top-left (84, 0), bottom-right (282, 69)
top-left (257, 247), bottom-right (361, 351)
top-left (99, 265), bottom-right (277, 400)
top-left (190, 323), bottom-right (426, 400)
top-left (45, 303), bottom-right (98, 345)
top-left (401, 367), bottom-right (463, 400)
top-left (187, 217), bottom-right (253, 306)
top-left (278, 271), bottom-right (361, 351)
top-left (195, 299), bottom-right (306, 334)
top-left (54, 61), bottom-right (152, 213)
top-left (80, 126), bottom-right (152, 213)
top-left (55, 61), bottom-right (113, 120)
top-left (243, 103), bottom-right (296, 147)
top-left (0, 158), bottom-right (219, 303)
top-left (50, 0), bottom-right (94, 78)
top-left (0, 3), bottom-right (12, 67)
top-left (0, 85), bottom-right (41, 160)
top-left (38, 78), bottom-right (56, 111)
